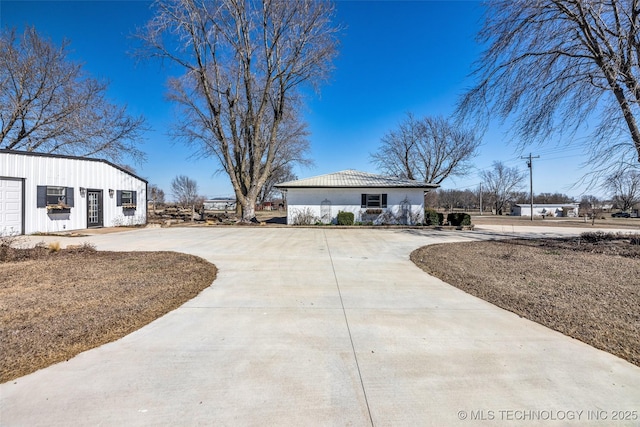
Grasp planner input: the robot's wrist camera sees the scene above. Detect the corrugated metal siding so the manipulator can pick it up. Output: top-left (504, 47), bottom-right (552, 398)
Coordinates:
top-left (0, 152), bottom-right (146, 234)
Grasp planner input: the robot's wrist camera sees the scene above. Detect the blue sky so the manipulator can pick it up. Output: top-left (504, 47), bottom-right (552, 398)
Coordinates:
top-left (1, 0), bottom-right (597, 199)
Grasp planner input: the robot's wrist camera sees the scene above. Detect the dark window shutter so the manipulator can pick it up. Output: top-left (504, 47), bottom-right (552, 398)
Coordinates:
top-left (132, 191), bottom-right (137, 205)
top-left (66, 187), bottom-right (74, 207)
top-left (37, 186), bottom-right (47, 208)
top-left (361, 194), bottom-right (367, 208)
top-left (382, 194), bottom-right (387, 208)
top-left (116, 190), bottom-right (122, 206)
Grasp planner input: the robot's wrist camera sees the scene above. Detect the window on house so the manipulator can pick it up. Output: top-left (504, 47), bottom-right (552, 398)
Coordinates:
top-left (121, 191), bottom-right (133, 205)
top-left (117, 190), bottom-right (137, 208)
top-left (47, 186), bottom-right (66, 205)
top-left (361, 193), bottom-right (387, 208)
top-left (37, 186), bottom-right (74, 208)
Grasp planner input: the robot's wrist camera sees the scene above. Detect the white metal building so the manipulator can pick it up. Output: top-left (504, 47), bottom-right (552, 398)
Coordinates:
top-left (203, 198), bottom-right (237, 211)
top-left (511, 203), bottom-right (580, 218)
top-left (1, 150), bottom-right (147, 235)
top-left (275, 170), bottom-right (438, 225)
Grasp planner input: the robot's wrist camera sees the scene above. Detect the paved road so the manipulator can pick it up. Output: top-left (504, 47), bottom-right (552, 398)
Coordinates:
top-left (1, 226), bottom-right (639, 426)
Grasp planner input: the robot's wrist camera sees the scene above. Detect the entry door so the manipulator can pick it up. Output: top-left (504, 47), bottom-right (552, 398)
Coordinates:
top-left (87, 190), bottom-right (103, 228)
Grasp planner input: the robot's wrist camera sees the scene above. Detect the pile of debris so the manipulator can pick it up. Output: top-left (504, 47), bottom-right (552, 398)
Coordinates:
top-left (148, 205), bottom-right (238, 226)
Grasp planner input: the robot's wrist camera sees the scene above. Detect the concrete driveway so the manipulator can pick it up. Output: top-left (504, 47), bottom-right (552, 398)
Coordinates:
top-left (1, 226), bottom-right (639, 426)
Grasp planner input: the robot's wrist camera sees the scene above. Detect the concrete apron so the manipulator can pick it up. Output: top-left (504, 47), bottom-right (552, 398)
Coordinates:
top-left (1, 227), bottom-right (639, 426)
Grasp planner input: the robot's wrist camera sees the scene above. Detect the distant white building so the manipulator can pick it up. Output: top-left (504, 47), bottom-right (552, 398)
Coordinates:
top-left (203, 198), bottom-right (236, 211)
top-left (1, 150), bottom-right (147, 235)
top-left (275, 170), bottom-right (438, 225)
top-left (511, 203), bottom-right (579, 218)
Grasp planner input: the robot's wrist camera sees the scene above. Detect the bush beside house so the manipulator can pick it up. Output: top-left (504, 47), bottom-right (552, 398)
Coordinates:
top-left (337, 211), bottom-right (354, 226)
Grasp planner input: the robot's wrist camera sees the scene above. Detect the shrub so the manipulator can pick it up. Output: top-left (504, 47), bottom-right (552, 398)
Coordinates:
top-left (337, 211), bottom-right (354, 226)
top-left (291, 208), bottom-right (319, 225)
top-left (580, 231), bottom-right (613, 242)
top-left (581, 231), bottom-right (640, 244)
top-left (67, 242), bottom-right (97, 253)
top-left (447, 212), bottom-right (472, 227)
top-left (425, 209), bottom-right (442, 226)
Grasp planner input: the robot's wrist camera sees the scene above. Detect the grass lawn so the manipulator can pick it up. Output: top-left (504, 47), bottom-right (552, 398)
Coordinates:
top-left (0, 243), bottom-right (216, 383)
top-left (411, 233), bottom-right (640, 367)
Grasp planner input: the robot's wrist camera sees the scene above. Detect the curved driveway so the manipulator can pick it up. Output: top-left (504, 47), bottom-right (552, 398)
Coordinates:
top-left (1, 226), bottom-right (639, 426)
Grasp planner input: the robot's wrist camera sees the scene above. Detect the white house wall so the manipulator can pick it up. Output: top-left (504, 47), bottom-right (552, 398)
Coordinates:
top-left (1, 152), bottom-right (147, 234)
top-left (286, 188), bottom-right (426, 225)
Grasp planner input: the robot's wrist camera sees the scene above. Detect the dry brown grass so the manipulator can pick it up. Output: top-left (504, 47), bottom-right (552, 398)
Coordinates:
top-left (471, 214), bottom-right (640, 229)
top-left (0, 246), bottom-right (216, 383)
top-left (411, 234), bottom-right (640, 367)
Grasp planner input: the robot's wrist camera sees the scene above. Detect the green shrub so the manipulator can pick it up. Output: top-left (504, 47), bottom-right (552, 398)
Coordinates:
top-left (424, 209), bottom-right (442, 226)
top-left (337, 211), bottom-right (354, 226)
top-left (447, 212), bottom-right (472, 227)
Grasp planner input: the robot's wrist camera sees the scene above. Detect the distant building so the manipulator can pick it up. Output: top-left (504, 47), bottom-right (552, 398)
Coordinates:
top-left (511, 203), bottom-right (579, 218)
top-left (203, 198), bottom-right (236, 211)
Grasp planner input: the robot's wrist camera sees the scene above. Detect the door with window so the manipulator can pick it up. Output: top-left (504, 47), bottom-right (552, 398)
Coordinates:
top-left (87, 190), bottom-right (103, 228)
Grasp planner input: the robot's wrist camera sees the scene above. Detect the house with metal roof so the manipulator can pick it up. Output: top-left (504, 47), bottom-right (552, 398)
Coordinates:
top-left (274, 170), bottom-right (439, 225)
top-left (1, 150), bottom-right (147, 235)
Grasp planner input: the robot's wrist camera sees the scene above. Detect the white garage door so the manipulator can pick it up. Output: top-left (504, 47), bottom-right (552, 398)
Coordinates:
top-left (0, 178), bottom-right (23, 236)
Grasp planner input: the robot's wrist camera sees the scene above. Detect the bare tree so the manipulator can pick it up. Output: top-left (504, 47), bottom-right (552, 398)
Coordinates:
top-left (607, 169), bottom-right (640, 211)
top-left (481, 161), bottom-right (526, 215)
top-left (259, 163), bottom-right (297, 204)
top-left (437, 189), bottom-right (477, 211)
top-left (533, 192), bottom-right (575, 204)
top-left (0, 27), bottom-right (146, 163)
top-left (459, 0), bottom-right (640, 179)
top-left (371, 114), bottom-right (480, 185)
top-left (580, 194), bottom-right (602, 217)
top-left (171, 175), bottom-right (199, 208)
top-left (149, 184), bottom-right (166, 213)
top-left (137, 0), bottom-right (339, 221)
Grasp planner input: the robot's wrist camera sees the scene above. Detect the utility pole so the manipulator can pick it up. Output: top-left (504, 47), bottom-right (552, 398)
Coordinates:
top-left (479, 182), bottom-right (483, 216)
top-left (522, 153), bottom-right (540, 221)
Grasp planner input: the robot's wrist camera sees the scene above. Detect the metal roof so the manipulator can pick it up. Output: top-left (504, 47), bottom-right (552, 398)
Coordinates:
top-left (0, 149), bottom-right (148, 183)
top-left (275, 170), bottom-right (439, 189)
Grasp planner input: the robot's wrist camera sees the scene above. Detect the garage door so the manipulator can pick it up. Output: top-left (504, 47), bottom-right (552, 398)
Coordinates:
top-left (0, 178), bottom-right (23, 236)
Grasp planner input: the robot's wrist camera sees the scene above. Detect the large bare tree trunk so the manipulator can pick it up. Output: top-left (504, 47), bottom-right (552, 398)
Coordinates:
top-left (138, 0), bottom-right (338, 223)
